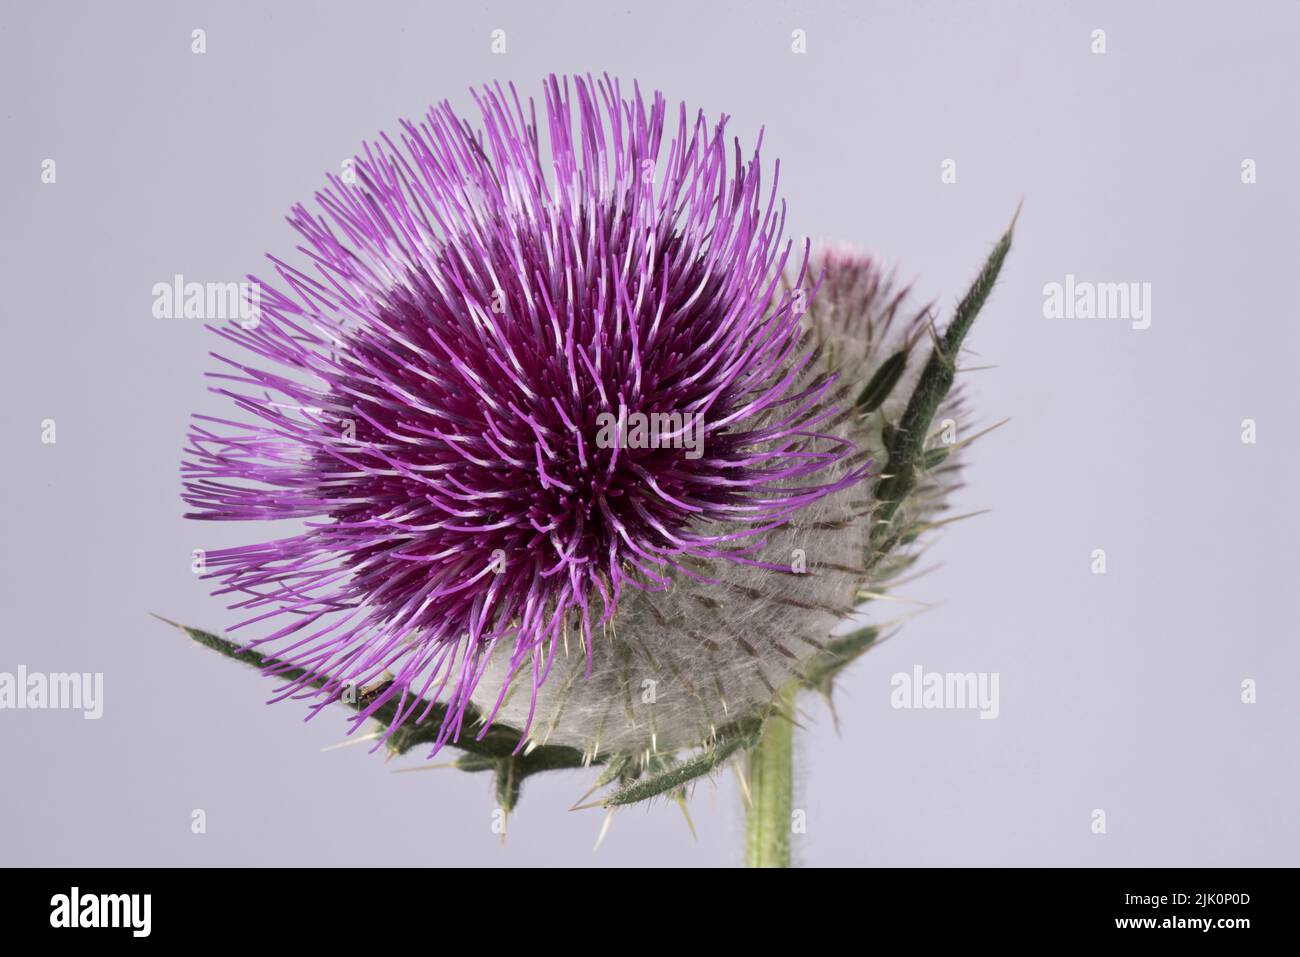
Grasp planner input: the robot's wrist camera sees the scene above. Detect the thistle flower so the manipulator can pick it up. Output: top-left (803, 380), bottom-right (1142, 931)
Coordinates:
top-left (179, 73), bottom-right (1011, 819)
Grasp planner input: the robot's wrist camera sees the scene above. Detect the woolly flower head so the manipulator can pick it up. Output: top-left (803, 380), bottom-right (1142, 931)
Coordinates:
top-left (183, 74), bottom-right (953, 762)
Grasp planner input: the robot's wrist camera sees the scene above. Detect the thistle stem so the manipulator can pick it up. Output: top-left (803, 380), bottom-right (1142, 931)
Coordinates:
top-left (745, 686), bottom-right (796, 868)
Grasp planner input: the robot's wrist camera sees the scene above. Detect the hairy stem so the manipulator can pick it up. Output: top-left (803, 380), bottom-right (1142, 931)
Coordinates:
top-left (745, 686), bottom-right (796, 868)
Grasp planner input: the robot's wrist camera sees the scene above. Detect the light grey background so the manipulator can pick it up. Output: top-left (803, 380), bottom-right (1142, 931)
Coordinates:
top-left (2, 0), bottom-right (1296, 867)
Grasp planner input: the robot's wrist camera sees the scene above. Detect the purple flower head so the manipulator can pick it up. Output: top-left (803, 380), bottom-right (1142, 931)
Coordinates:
top-left (183, 74), bottom-right (870, 754)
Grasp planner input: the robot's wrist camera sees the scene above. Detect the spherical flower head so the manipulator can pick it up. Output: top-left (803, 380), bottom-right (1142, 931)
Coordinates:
top-left (183, 74), bottom-right (897, 758)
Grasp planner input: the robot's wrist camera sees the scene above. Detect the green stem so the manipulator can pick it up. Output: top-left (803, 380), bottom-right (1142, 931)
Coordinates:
top-left (745, 686), bottom-right (796, 868)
